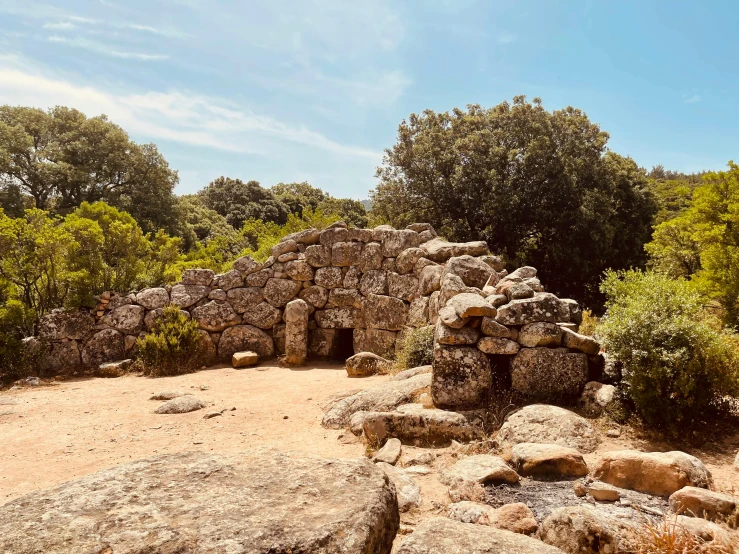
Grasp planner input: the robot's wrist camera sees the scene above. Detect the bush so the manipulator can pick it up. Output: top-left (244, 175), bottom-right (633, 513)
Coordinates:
top-left (136, 306), bottom-right (202, 376)
top-left (597, 270), bottom-right (739, 429)
top-left (396, 325), bottom-right (434, 370)
top-left (0, 299), bottom-right (37, 384)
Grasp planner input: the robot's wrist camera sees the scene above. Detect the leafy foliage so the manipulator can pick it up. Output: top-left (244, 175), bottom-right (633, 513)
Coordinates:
top-left (396, 325), bottom-right (435, 370)
top-left (135, 306), bottom-right (202, 376)
top-left (597, 270), bottom-right (739, 428)
top-left (372, 97), bottom-right (656, 306)
top-left (0, 298), bottom-right (37, 384)
top-left (200, 177), bottom-right (290, 229)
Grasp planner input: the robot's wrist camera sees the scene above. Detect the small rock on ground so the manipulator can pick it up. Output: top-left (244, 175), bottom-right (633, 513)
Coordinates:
top-left (154, 395), bottom-right (206, 414)
top-left (372, 438), bottom-right (401, 465)
top-left (149, 390), bottom-right (187, 401)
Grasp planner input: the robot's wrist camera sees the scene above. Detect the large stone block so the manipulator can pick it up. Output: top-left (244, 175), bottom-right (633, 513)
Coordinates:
top-left (388, 272), bottom-right (419, 301)
top-left (443, 255), bottom-right (494, 289)
top-left (382, 229), bottom-right (421, 257)
top-left (331, 241), bottom-right (363, 266)
top-left (359, 242), bottom-right (383, 271)
top-left (170, 284), bottom-right (210, 308)
top-left (226, 287), bottom-right (264, 313)
top-left (495, 293), bottom-right (570, 326)
top-left (314, 267), bottom-right (344, 289)
top-left (421, 238), bottom-right (489, 263)
top-left (262, 278), bottom-right (302, 307)
top-left (304, 244), bottom-right (331, 268)
top-left (38, 309), bottom-right (94, 341)
top-left (510, 347), bottom-right (588, 401)
top-left (81, 329), bottom-right (125, 369)
top-left (359, 270), bottom-right (388, 296)
top-left (100, 305), bottom-right (145, 335)
top-left (299, 285), bottom-right (329, 308)
top-left (431, 344), bottom-right (492, 410)
top-left (135, 288), bottom-right (170, 310)
top-left (308, 328), bottom-right (339, 357)
top-left (354, 328), bottom-right (397, 358)
top-left (218, 325), bottom-right (274, 360)
top-left (284, 299), bottom-right (309, 365)
top-left (181, 268), bottom-right (215, 286)
top-left (39, 340), bottom-right (82, 373)
top-left (191, 300), bottom-right (241, 331)
top-left (315, 307), bottom-right (364, 329)
top-left (241, 301), bottom-right (283, 329)
top-left (364, 294), bottom-right (408, 331)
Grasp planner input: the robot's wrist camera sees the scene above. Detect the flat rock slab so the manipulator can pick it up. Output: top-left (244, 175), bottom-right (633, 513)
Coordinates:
top-left (362, 409), bottom-right (485, 447)
top-left (511, 443), bottom-right (589, 479)
top-left (0, 450), bottom-right (399, 554)
top-left (440, 454), bottom-right (520, 486)
top-left (396, 518), bottom-right (563, 554)
top-left (154, 395), bottom-right (206, 414)
top-left (149, 390), bottom-right (188, 401)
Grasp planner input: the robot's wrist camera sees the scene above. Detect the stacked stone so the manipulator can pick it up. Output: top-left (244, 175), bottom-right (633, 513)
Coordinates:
top-left (26, 221), bottom-right (496, 373)
top-left (431, 265), bottom-right (601, 410)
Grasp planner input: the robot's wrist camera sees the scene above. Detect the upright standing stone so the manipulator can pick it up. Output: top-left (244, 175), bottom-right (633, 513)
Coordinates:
top-left (284, 299), bottom-right (310, 365)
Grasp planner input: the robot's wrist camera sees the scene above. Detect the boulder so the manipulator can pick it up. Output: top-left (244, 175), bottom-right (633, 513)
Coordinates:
top-left (407, 222), bottom-right (435, 234)
top-left (135, 288), bottom-right (170, 310)
top-left (517, 322), bottom-right (562, 348)
top-left (503, 282), bottom-right (535, 300)
top-left (284, 227), bottom-right (321, 245)
top-left (213, 269), bottom-right (243, 291)
top-left (321, 373), bottom-right (431, 428)
top-left (39, 340), bottom-right (82, 373)
top-left (170, 284), bottom-right (211, 308)
top-left (263, 278), bottom-right (302, 307)
top-left (445, 293), bottom-right (497, 318)
top-left (364, 294), bottom-right (408, 331)
top-left (510, 347), bottom-right (589, 401)
top-left (226, 287), bottom-right (264, 313)
top-left (331, 242), bottom-right (363, 266)
top-left (149, 390), bottom-right (187, 400)
top-left (440, 455), bottom-right (520, 488)
top-left (388, 272), bottom-right (419, 301)
top-left (217, 325), bottom-right (274, 360)
top-left (0, 450), bottom-right (399, 553)
top-left (444, 255), bottom-right (495, 289)
top-left (191, 300), bottom-right (241, 331)
top-left (382, 229), bottom-right (421, 257)
top-left (328, 288), bottom-right (363, 308)
top-left (315, 307), bottom-right (364, 328)
top-left (432, 344), bottom-right (492, 410)
top-left (578, 381), bottom-right (617, 417)
top-left (362, 408), bottom-right (485, 447)
top-left (360, 270), bottom-right (389, 296)
top-left (304, 244), bottom-right (331, 267)
top-left (181, 268), bottom-right (215, 286)
top-left (353, 329), bottom-right (397, 359)
top-left (495, 293), bottom-right (570, 326)
top-left (299, 285), bottom-right (329, 308)
top-left (449, 502), bottom-right (538, 535)
top-left (241, 301), bottom-right (283, 329)
top-left (244, 268), bottom-right (272, 287)
top-left (511, 443), bottom-right (588, 478)
top-left (375, 462), bottom-right (421, 512)
top-left (372, 438), bottom-right (402, 465)
top-left (359, 242), bottom-right (384, 271)
top-left (421, 238), bottom-right (489, 263)
top-left (271, 239), bottom-right (298, 257)
top-left (391, 365), bottom-right (432, 381)
top-left (232, 255), bottom-right (262, 276)
top-left (232, 351), bottom-right (259, 368)
top-left (343, 266), bottom-right (362, 288)
top-left (81, 329), bottom-right (125, 369)
top-left (407, 297), bottom-right (430, 328)
top-left (592, 450), bottom-right (713, 497)
top-left (477, 337), bottom-right (520, 355)
top-left (319, 227), bottom-right (348, 247)
top-left (435, 321), bottom-right (480, 345)
top-left (314, 266), bottom-right (344, 289)
top-left (396, 247), bottom-right (425, 275)
top-left (418, 264), bottom-right (443, 295)
top-left (284, 299), bottom-right (309, 366)
top-left (561, 327), bottom-right (600, 355)
top-left (348, 228), bottom-right (372, 242)
top-left (97, 359), bottom-right (132, 377)
top-left (195, 329), bottom-right (217, 364)
top-left (675, 515), bottom-right (739, 547)
top-left (480, 317), bottom-right (518, 339)
top-left (586, 481), bottom-right (620, 502)
top-left (346, 352), bottom-right (391, 377)
top-left (497, 405), bottom-right (600, 453)
top-left (438, 305), bottom-right (468, 329)
top-left (154, 395), bottom-right (206, 414)
top-left (284, 260), bottom-right (314, 281)
top-left (100, 305), bottom-right (145, 335)
top-left (539, 506), bottom-right (636, 554)
top-left (396, 518), bottom-right (559, 554)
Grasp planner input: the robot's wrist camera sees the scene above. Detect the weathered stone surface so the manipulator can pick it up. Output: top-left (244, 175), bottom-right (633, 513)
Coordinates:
top-left (502, 281), bottom-right (535, 300)
top-left (135, 288), bottom-right (170, 310)
top-left (418, 264), bottom-right (443, 295)
top-left (382, 229), bottom-right (421, 257)
top-left (331, 241), bottom-right (363, 266)
top-left (315, 307), bottom-right (364, 329)
top-left (38, 309), bottom-right (95, 341)
top-left (232, 351), bottom-right (259, 368)
top-left (343, 266), bottom-right (362, 288)
top-left (309, 328), bottom-right (339, 357)
top-left (348, 228), bottom-right (372, 242)
top-left (431, 344), bottom-right (492, 410)
top-left (359, 269), bottom-right (388, 296)
top-left (328, 288), bottom-right (363, 308)
top-left (224, 287), bottom-right (261, 313)
top-left (181, 268), bottom-right (215, 286)
top-left (407, 223), bottom-right (435, 234)
top-left (154, 395), bottom-right (206, 414)
top-left (498, 405), bottom-right (600, 453)
top-left (511, 443), bottom-right (588, 478)
top-left (477, 337), bottom-right (520, 355)
top-left (561, 327), bottom-right (600, 355)
top-left (263, 278), bottom-right (302, 307)
top-left (517, 322), bottom-right (562, 347)
top-left (438, 304), bottom-right (469, 329)
top-left (510, 347), bottom-right (588, 400)
top-left (149, 390), bottom-right (187, 400)
top-left (396, 247), bottom-right (424, 274)
top-left (449, 502), bottom-right (538, 535)
top-left (375, 461), bottom-right (421, 512)
top-left (0, 450), bottom-right (399, 554)
top-left (304, 244), bottom-right (331, 268)
top-left (241, 301), bottom-right (283, 329)
top-left (407, 297), bottom-right (430, 327)
top-left (346, 352), bottom-right (391, 377)
top-left (428, 291), bottom-right (441, 324)
top-left (560, 298), bottom-right (583, 325)
top-left (195, 329), bottom-right (217, 365)
top-left (39, 340), bottom-right (82, 372)
top-left (388, 272), bottom-right (419, 301)
top-left (396, 518), bottom-right (561, 554)
top-left (364, 294), bottom-right (408, 331)
top-left (284, 299), bottom-right (309, 365)
top-left (446, 292), bottom-right (496, 318)
top-left (675, 515), bottom-right (739, 548)
top-left (359, 242), bottom-right (383, 271)
top-left (372, 438), bottom-right (402, 465)
top-left (592, 450), bottom-right (713, 497)
top-left (353, 329), bottom-right (397, 359)
top-left (232, 255), bottom-right (262, 275)
top-left (421, 238), bottom-right (490, 263)
top-left (391, 365), bottom-right (432, 381)
top-left (81, 329), bottom-right (125, 369)
top-left (170, 284), bottom-right (211, 308)
top-left (314, 266), bottom-right (344, 289)
top-left (284, 227), bottom-right (321, 245)
top-left (213, 269), bottom-right (243, 291)
top-left (495, 293), bottom-right (570, 325)
top-left (445, 255), bottom-right (495, 289)
top-left (271, 238), bottom-right (298, 257)
top-left (209, 289), bottom-right (227, 301)
top-left (283, 260), bottom-right (314, 281)
top-left (322, 373), bottom-right (431, 428)
top-left (435, 321), bottom-right (480, 345)
top-left (278, 252), bottom-right (299, 263)
top-left (319, 227), bottom-right (349, 248)
top-left (218, 325), bottom-right (274, 360)
top-left (587, 481), bottom-right (620, 502)
top-left (579, 381), bottom-right (617, 417)
top-left (540, 506), bottom-right (636, 554)
top-left (100, 304), bottom-right (145, 335)
top-left (362, 409), bottom-right (484, 447)
top-left (299, 285), bottom-right (329, 308)
top-left (440, 455), bottom-right (520, 487)
top-left (191, 300), bottom-right (241, 331)
top-left (244, 268), bottom-right (272, 287)
top-left (669, 487), bottom-right (739, 524)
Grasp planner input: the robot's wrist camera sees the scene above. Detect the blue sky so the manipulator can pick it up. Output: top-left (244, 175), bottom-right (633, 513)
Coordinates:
top-left (0, 1), bottom-right (735, 199)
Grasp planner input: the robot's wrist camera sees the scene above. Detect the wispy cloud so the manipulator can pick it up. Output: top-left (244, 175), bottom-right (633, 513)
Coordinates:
top-left (42, 22), bottom-right (76, 30)
top-left (497, 32), bottom-right (516, 44)
top-left (683, 94), bottom-right (701, 104)
top-left (47, 35), bottom-right (169, 61)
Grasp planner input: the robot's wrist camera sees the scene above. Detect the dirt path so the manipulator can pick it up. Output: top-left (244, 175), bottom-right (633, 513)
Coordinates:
top-left (0, 362), bottom-right (382, 503)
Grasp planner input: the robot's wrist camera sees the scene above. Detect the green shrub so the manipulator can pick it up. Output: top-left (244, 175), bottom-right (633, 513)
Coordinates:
top-left (597, 269), bottom-right (739, 428)
top-left (136, 306), bottom-right (202, 376)
top-left (578, 309), bottom-right (600, 337)
top-left (0, 299), bottom-right (37, 384)
top-left (396, 325), bottom-right (434, 370)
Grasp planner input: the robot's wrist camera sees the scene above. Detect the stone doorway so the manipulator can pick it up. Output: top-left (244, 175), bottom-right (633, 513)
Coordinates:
top-left (334, 329), bottom-right (355, 362)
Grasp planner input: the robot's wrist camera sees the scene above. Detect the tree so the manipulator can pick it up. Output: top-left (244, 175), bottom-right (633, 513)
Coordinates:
top-left (199, 177), bottom-right (289, 229)
top-left (372, 97), bottom-right (656, 305)
top-left (0, 105), bottom-right (179, 234)
top-left (272, 181), bottom-right (328, 215)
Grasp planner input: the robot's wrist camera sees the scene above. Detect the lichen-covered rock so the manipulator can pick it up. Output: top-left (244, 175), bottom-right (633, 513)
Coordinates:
top-left (299, 285), bottom-right (329, 308)
top-left (435, 321), bottom-right (480, 345)
top-left (191, 300), bottom-right (241, 331)
top-left (232, 255), bottom-right (262, 275)
top-left (375, 462), bottom-right (421, 512)
top-left (348, 228), bottom-right (372, 242)
top-left (328, 288), bottom-right (363, 308)
top-left (669, 486), bottom-right (739, 524)
top-left (284, 299), bottom-right (309, 365)
top-left (517, 322), bottom-right (562, 348)
top-left (213, 269), bottom-right (243, 291)
top-left (382, 229), bottom-right (421, 257)
top-left (271, 238), bottom-right (298, 258)
top-left (388, 272), bottom-right (419, 301)
top-left (510, 347), bottom-right (588, 401)
top-left (81, 328), bottom-right (125, 369)
top-left (432, 344), bottom-right (492, 410)
top-left (100, 304), bottom-right (145, 335)
top-left (315, 307), bottom-right (364, 328)
top-left (304, 244), bottom-right (331, 267)
top-left (353, 329), bottom-right (397, 359)
top-left (372, 437), bottom-right (402, 464)
top-left (540, 506), bottom-right (636, 554)
top-left (244, 268), bottom-right (272, 287)
top-left (445, 292), bottom-right (496, 319)
top-left (441, 455), bottom-right (520, 487)
top-left (331, 241), bottom-right (363, 266)
top-left (498, 404), bottom-right (600, 453)
top-left (344, 266), bottom-right (362, 288)
top-left (0, 450), bottom-right (399, 554)
top-left (346, 352), bottom-right (392, 377)
top-left (284, 227), bottom-right (321, 245)
top-left (364, 294), bottom-right (408, 331)
top-left (39, 340), bottom-right (82, 372)
top-left (309, 328), bottom-right (339, 357)
top-left (395, 247), bottom-right (425, 275)
top-left (449, 502), bottom-right (538, 535)
top-left (444, 255), bottom-right (495, 289)
top-left (263, 277), bottom-right (302, 307)
top-left (421, 238), bottom-right (490, 263)
top-left (319, 227), bottom-right (348, 248)
top-left (561, 327), bottom-right (600, 355)
top-left (314, 266), bottom-right (344, 289)
top-left (195, 329), bottom-right (217, 365)
top-left (418, 264), bottom-right (443, 295)
top-left (181, 268), bottom-right (215, 286)
top-left (226, 286), bottom-right (264, 313)
top-left (360, 270), bottom-right (388, 296)
top-left (362, 408), bottom-right (484, 447)
top-left (578, 381), bottom-right (617, 417)
top-left (135, 288), bottom-right (170, 310)
top-left (154, 395), bottom-right (206, 414)
top-left (217, 325), bottom-right (274, 360)
top-left (359, 242), bottom-right (383, 271)
top-left (511, 443), bottom-right (589, 478)
top-left (592, 450), bottom-right (713, 497)
top-left (477, 337), bottom-right (520, 355)
top-left (495, 293), bottom-right (570, 325)
top-left (241, 301), bottom-right (283, 329)
top-left (38, 309), bottom-right (94, 341)
top-left (170, 284), bottom-right (211, 308)
top-left (284, 260), bottom-right (314, 281)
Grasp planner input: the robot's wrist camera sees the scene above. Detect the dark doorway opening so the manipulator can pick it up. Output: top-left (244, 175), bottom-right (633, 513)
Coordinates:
top-left (334, 328), bottom-right (355, 361)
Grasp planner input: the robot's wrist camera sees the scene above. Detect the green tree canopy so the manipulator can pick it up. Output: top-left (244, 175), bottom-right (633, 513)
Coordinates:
top-left (199, 176), bottom-right (289, 229)
top-left (371, 96), bottom-right (656, 305)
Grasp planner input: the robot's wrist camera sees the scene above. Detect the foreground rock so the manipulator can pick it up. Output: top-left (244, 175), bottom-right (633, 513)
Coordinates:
top-left (232, 350), bottom-right (259, 368)
top-left (669, 486), bottom-right (738, 523)
top-left (511, 443), bottom-right (588, 478)
top-left (497, 405), bottom-right (600, 453)
top-left (375, 462), bottom-right (421, 512)
top-left (0, 450), bottom-right (399, 554)
top-left (372, 438), bottom-right (402, 465)
top-left (346, 352), bottom-right (392, 377)
top-left (440, 455), bottom-right (520, 487)
top-left (539, 506), bottom-right (636, 554)
top-left (592, 450), bottom-right (713, 497)
top-left (396, 518), bottom-right (564, 554)
top-left (449, 502), bottom-right (538, 535)
top-left (154, 395), bottom-right (206, 414)
top-left (362, 408), bottom-right (485, 447)
top-left (149, 390), bottom-right (187, 400)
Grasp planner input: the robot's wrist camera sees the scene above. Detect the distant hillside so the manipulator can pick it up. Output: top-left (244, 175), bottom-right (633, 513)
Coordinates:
top-left (361, 199), bottom-right (373, 211)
